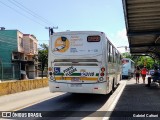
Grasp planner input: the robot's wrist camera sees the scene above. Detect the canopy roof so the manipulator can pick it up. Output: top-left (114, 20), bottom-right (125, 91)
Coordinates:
top-left (122, 0), bottom-right (160, 59)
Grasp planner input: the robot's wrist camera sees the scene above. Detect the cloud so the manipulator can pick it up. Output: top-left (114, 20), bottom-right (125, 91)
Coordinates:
top-left (117, 29), bottom-right (128, 42)
top-left (109, 28), bottom-right (129, 53)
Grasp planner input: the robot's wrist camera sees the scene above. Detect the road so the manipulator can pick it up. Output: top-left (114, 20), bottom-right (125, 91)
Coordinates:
top-left (0, 81), bottom-right (126, 120)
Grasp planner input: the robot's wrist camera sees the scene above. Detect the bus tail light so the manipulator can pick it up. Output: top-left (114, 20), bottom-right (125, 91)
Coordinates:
top-left (48, 67), bottom-right (55, 81)
top-left (100, 67), bottom-right (105, 76)
top-left (101, 67), bottom-right (105, 72)
top-left (99, 67), bottom-right (105, 82)
top-left (99, 77), bottom-right (104, 81)
top-left (100, 73), bottom-right (104, 76)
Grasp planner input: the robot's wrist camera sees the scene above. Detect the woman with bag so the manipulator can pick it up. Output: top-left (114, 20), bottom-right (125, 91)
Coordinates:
top-left (134, 66), bottom-right (141, 84)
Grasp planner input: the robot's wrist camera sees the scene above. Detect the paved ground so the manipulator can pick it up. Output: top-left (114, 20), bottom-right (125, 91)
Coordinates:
top-left (0, 87), bottom-right (64, 111)
top-left (1, 77), bottom-right (160, 120)
top-left (108, 77), bottom-right (160, 120)
top-left (0, 81), bottom-right (126, 120)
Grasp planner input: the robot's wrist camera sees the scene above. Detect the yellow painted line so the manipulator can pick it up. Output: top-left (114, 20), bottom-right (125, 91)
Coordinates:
top-left (55, 77), bottom-right (98, 81)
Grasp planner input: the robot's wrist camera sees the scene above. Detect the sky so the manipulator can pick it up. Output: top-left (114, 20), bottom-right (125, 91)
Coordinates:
top-left (0, 0), bottom-right (128, 53)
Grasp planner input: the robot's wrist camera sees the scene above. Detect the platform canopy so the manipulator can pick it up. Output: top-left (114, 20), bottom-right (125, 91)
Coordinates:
top-left (122, 0), bottom-right (160, 59)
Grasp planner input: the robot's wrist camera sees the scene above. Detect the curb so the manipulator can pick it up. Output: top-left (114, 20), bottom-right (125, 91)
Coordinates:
top-left (102, 80), bottom-right (127, 120)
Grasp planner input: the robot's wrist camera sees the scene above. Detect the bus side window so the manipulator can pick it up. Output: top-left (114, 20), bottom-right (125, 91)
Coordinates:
top-left (112, 47), bottom-right (114, 63)
top-left (120, 55), bottom-right (122, 64)
top-left (107, 43), bottom-right (110, 62)
top-left (108, 43), bottom-right (111, 62)
top-left (113, 47), bottom-right (116, 63)
top-left (115, 50), bottom-right (118, 63)
top-left (110, 44), bottom-right (113, 63)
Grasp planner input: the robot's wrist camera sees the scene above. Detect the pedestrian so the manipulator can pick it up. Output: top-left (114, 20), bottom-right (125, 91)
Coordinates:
top-left (134, 66), bottom-right (141, 84)
top-left (141, 66), bottom-right (148, 84)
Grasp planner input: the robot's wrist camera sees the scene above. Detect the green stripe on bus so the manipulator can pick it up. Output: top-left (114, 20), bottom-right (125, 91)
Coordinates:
top-left (96, 73), bottom-right (99, 76)
top-left (55, 73), bottom-right (99, 76)
top-left (55, 73), bottom-right (64, 75)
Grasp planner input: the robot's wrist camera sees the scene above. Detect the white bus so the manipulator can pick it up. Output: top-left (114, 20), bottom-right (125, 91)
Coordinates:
top-left (48, 31), bottom-right (122, 94)
top-left (122, 58), bottom-right (135, 79)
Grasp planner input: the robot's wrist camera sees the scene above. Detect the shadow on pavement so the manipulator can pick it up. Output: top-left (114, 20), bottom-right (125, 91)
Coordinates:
top-left (17, 92), bottom-right (111, 119)
top-left (109, 82), bottom-right (160, 119)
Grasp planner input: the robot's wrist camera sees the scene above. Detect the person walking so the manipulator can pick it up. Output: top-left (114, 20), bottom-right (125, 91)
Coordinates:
top-left (141, 66), bottom-right (148, 84)
top-left (134, 66), bottom-right (141, 84)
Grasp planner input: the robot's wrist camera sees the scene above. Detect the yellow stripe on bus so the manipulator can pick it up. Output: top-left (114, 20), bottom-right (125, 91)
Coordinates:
top-left (55, 77), bottom-right (98, 81)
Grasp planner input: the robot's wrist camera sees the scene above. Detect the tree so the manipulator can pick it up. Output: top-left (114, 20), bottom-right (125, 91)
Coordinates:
top-left (38, 43), bottom-right (48, 78)
top-left (122, 52), bottom-right (131, 58)
top-left (122, 52), bottom-right (158, 69)
top-left (135, 56), bottom-right (155, 69)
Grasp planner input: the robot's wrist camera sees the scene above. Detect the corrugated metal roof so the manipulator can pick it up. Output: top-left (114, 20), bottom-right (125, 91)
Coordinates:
top-left (122, 0), bottom-right (160, 59)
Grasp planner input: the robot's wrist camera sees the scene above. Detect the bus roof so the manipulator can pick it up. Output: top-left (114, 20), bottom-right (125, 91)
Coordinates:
top-left (51, 31), bottom-right (105, 35)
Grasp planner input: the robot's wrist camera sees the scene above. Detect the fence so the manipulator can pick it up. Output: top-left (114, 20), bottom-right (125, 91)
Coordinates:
top-left (0, 63), bottom-right (20, 81)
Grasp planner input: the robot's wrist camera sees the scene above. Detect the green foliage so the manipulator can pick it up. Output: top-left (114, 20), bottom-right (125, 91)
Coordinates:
top-left (38, 43), bottom-right (48, 78)
top-left (122, 52), bottom-right (158, 69)
top-left (133, 56), bottom-right (155, 69)
top-left (122, 52), bottom-right (131, 58)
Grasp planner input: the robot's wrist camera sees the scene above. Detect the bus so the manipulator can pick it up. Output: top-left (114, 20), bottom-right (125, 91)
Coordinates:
top-left (122, 58), bottom-right (135, 79)
top-left (48, 31), bottom-right (122, 94)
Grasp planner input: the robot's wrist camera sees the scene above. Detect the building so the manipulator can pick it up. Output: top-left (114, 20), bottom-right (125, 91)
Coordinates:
top-left (0, 28), bottom-right (38, 80)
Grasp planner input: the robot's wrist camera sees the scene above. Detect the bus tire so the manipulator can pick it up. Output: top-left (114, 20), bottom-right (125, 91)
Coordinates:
top-left (110, 79), bottom-right (115, 94)
top-left (112, 79), bottom-right (115, 91)
top-left (122, 75), bottom-right (125, 79)
top-left (120, 75), bottom-right (122, 80)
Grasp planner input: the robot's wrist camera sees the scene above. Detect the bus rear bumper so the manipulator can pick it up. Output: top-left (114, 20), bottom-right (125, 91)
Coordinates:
top-left (49, 81), bottom-right (108, 94)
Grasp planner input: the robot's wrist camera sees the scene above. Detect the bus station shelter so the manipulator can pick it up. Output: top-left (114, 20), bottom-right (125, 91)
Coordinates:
top-left (122, 0), bottom-right (160, 59)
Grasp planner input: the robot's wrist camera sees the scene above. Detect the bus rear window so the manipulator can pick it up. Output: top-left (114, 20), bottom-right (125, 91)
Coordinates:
top-left (87, 36), bottom-right (100, 42)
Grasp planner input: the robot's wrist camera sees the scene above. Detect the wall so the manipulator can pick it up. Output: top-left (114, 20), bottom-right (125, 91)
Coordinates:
top-left (0, 30), bottom-right (18, 63)
top-left (0, 78), bottom-right (48, 96)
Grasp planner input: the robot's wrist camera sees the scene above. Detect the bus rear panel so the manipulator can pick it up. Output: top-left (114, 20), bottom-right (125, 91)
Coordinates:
top-left (48, 31), bottom-right (121, 94)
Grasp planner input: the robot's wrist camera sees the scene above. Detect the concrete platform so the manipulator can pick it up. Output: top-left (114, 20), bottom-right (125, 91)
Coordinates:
top-left (108, 77), bottom-right (160, 119)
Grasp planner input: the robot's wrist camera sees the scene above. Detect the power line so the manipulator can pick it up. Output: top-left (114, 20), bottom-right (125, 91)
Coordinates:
top-left (0, 1), bottom-right (46, 27)
top-left (8, 0), bottom-right (52, 26)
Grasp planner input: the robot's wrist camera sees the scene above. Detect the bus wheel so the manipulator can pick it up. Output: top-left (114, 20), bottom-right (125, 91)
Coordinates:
top-left (110, 79), bottom-right (115, 95)
top-left (112, 79), bottom-right (115, 91)
top-left (120, 75), bottom-right (122, 80)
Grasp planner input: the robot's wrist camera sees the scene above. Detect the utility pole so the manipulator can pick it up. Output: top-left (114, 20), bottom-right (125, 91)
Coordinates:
top-left (45, 26), bottom-right (58, 37)
top-left (0, 27), bottom-right (5, 30)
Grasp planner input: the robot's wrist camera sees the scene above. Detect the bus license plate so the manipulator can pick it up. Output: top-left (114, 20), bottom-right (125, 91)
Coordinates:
top-left (71, 77), bottom-right (80, 82)
top-left (70, 84), bottom-right (82, 87)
